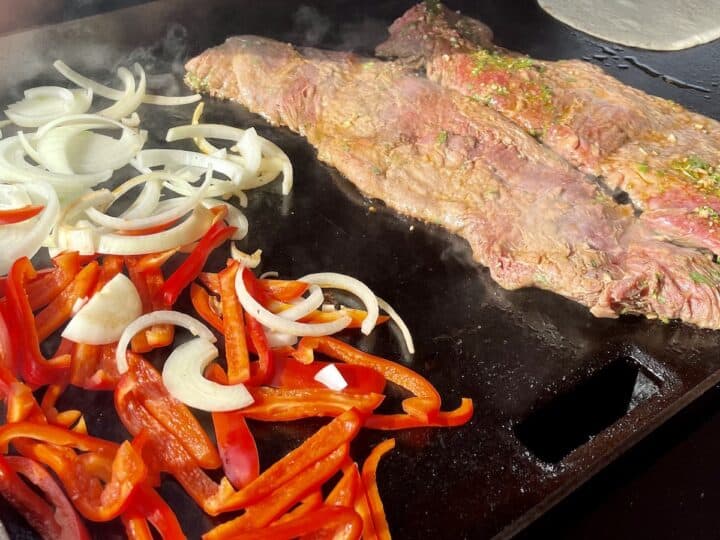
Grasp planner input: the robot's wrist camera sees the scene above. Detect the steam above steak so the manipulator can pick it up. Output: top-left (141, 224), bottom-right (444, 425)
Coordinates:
top-left (186, 36), bottom-right (720, 328)
top-left (377, 3), bottom-right (720, 256)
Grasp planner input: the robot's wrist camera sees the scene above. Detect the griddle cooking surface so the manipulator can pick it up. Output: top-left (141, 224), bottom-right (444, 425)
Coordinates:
top-left (0, 1), bottom-right (719, 538)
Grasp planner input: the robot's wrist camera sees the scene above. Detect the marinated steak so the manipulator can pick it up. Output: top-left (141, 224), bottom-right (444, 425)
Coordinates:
top-left (186, 36), bottom-right (720, 328)
top-left (377, 3), bottom-right (720, 256)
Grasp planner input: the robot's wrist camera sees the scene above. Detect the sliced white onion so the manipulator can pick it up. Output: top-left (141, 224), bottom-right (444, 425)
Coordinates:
top-left (167, 123), bottom-right (293, 193)
top-left (99, 65), bottom-right (146, 120)
top-left (0, 136), bottom-right (111, 195)
top-left (5, 86), bottom-right (92, 128)
top-left (235, 266), bottom-right (351, 337)
top-left (264, 331), bottom-right (298, 348)
top-left (95, 204), bottom-right (214, 255)
top-left (277, 285), bottom-right (324, 321)
top-left (299, 272), bottom-right (379, 335)
top-left (119, 178), bottom-right (162, 220)
top-left (314, 363), bottom-right (348, 391)
top-left (230, 243), bottom-right (261, 268)
top-left (0, 183), bottom-right (32, 209)
top-left (62, 274), bottom-right (143, 345)
top-left (116, 310), bottom-right (216, 374)
top-left (71, 296), bottom-right (88, 315)
top-left (135, 149), bottom-right (247, 184)
top-left (0, 180), bottom-right (59, 275)
top-left (259, 271), bottom-right (279, 279)
top-left (377, 297), bottom-right (415, 355)
top-left (236, 127), bottom-right (262, 176)
top-left (53, 60), bottom-right (201, 106)
top-left (85, 168), bottom-right (211, 231)
top-left (162, 337), bottom-right (254, 412)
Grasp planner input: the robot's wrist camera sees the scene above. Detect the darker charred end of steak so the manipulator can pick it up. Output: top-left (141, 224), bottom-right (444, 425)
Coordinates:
top-left (375, 2), bottom-right (494, 62)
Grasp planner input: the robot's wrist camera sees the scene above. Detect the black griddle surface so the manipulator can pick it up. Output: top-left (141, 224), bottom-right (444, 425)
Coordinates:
top-left (0, 1), bottom-right (719, 538)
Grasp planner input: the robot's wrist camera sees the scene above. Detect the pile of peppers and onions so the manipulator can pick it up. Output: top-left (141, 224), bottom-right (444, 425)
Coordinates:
top-left (0, 61), bottom-right (473, 539)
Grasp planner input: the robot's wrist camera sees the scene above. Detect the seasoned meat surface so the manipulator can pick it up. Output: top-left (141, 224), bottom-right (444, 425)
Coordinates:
top-left (186, 36), bottom-right (720, 328)
top-left (377, 3), bottom-right (720, 256)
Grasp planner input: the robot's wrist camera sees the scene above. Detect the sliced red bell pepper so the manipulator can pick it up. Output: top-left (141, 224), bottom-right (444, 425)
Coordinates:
top-left (34, 260), bottom-right (101, 342)
top-left (365, 398), bottom-right (474, 430)
top-left (25, 251), bottom-right (81, 311)
top-left (198, 272), bottom-right (221, 296)
top-left (0, 421), bottom-right (118, 455)
top-left (126, 484), bottom-right (186, 540)
top-left (245, 311), bottom-right (273, 386)
top-left (0, 454), bottom-right (89, 540)
top-left (4, 257), bottom-right (70, 386)
top-left (220, 262), bottom-right (250, 383)
top-left (204, 444), bottom-right (349, 538)
top-left (5, 381), bottom-right (45, 424)
top-left (300, 308), bottom-right (389, 328)
top-left (124, 356), bottom-right (220, 469)
top-left (217, 408), bottom-right (363, 512)
top-left (270, 355), bottom-right (386, 394)
top-left (326, 461), bottom-right (360, 508)
top-left (212, 411), bottom-right (259, 490)
top-left (275, 489), bottom-right (323, 524)
top-left (161, 219), bottom-right (236, 306)
top-left (259, 279), bottom-right (309, 303)
top-left (134, 248), bottom-right (178, 272)
top-left (25, 439), bottom-right (147, 522)
top-left (241, 386), bottom-right (384, 421)
top-left (123, 513), bottom-right (154, 540)
top-left (115, 383), bottom-right (227, 515)
top-left (361, 438), bottom-right (395, 540)
top-left (294, 336), bottom-right (441, 423)
top-left (0, 204), bottom-right (44, 224)
top-left (207, 505), bottom-right (362, 540)
top-left (190, 283), bottom-right (224, 333)
top-left (126, 258), bottom-right (174, 353)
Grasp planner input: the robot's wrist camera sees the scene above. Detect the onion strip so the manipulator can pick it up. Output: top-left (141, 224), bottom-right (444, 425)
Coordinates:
top-left (235, 267), bottom-right (351, 337)
top-left (115, 311), bottom-right (215, 373)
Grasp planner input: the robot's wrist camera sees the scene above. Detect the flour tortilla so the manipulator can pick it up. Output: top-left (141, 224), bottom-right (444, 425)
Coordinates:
top-left (538, 0), bottom-right (720, 51)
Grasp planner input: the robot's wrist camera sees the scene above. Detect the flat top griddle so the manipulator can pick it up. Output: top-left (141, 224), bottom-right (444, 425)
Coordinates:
top-left (0, 1), bottom-right (719, 538)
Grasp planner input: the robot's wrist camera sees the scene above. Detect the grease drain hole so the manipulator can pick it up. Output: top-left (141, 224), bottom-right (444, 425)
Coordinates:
top-left (514, 357), bottom-right (661, 464)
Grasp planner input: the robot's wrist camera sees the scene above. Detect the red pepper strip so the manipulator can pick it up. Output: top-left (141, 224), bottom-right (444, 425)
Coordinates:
top-left (4, 455), bottom-right (90, 540)
top-left (212, 411), bottom-right (259, 490)
top-left (198, 272), bottom-right (221, 295)
top-left (4, 257), bottom-right (70, 386)
top-left (0, 204), bottom-right (44, 224)
top-left (208, 505), bottom-right (362, 540)
top-left (245, 312), bottom-right (273, 386)
top-left (127, 356), bottom-right (220, 469)
top-left (161, 219), bottom-right (236, 306)
top-left (126, 258), bottom-right (174, 353)
top-left (271, 355), bottom-right (387, 394)
top-left (361, 439), bottom-right (395, 540)
top-left (127, 484), bottom-right (186, 540)
top-left (25, 252), bottom-right (81, 311)
top-left (115, 383), bottom-right (229, 515)
top-left (353, 470), bottom-right (378, 539)
top-left (259, 279), bottom-right (309, 303)
top-left (217, 408), bottom-right (363, 512)
top-left (190, 282), bottom-right (224, 333)
top-left (241, 387), bottom-right (384, 421)
top-left (365, 398), bottom-right (474, 430)
top-left (39, 383), bottom-right (65, 423)
top-left (220, 262), bottom-right (250, 383)
top-left (123, 513), bottom-right (154, 540)
top-left (0, 421), bottom-right (118, 455)
top-left (26, 440), bottom-right (147, 522)
top-left (134, 248), bottom-right (178, 272)
top-left (6, 381), bottom-right (44, 423)
top-left (326, 461), bottom-right (360, 508)
top-left (204, 445), bottom-right (349, 539)
top-left (275, 490), bottom-right (323, 524)
top-left (34, 261), bottom-right (101, 342)
top-left (70, 343), bottom-right (101, 388)
top-left (295, 336), bottom-right (441, 423)
top-left (0, 454), bottom-right (64, 540)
